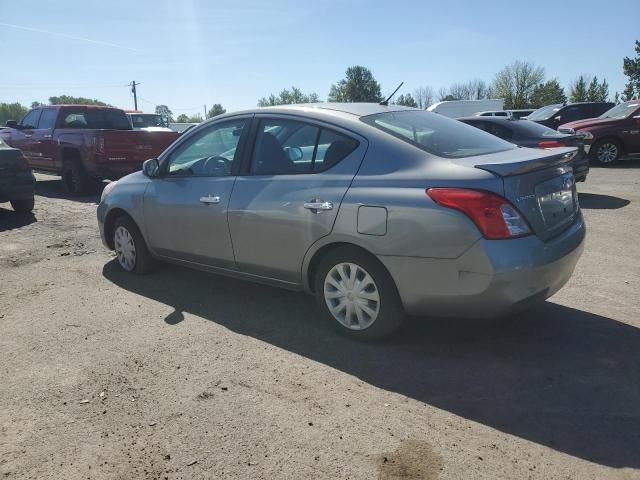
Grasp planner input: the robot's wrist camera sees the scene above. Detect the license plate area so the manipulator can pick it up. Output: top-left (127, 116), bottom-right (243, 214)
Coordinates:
top-left (535, 172), bottom-right (577, 232)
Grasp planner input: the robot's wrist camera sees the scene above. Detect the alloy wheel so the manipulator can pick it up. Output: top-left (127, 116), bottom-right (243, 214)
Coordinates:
top-left (597, 143), bottom-right (618, 164)
top-left (323, 262), bottom-right (380, 330)
top-left (114, 226), bottom-right (136, 271)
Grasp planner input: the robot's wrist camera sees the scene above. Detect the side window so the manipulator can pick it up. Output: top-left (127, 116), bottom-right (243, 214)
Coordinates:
top-left (560, 106), bottom-right (580, 123)
top-left (20, 109), bottom-right (41, 129)
top-left (250, 119), bottom-right (358, 175)
top-left (63, 112), bottom-right (88, 128)
top-left (38, 109), bottom-right (58, 129)
top-left (166, 119), bottom-right (246, 177)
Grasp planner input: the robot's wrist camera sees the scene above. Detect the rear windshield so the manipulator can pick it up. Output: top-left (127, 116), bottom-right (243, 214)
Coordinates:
top-left (361, 110), bottom-right (514, 158)
top-left (129, 114), bottom-right (169, 128)
top-left (527, 104), bottom-right (562, 121)
top-left (511, 120), bottom-right (565, 137)
top-left (60, 109), bottom-right (132, 130)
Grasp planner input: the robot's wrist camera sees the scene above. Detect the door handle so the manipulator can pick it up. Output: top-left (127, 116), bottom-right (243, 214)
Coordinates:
top-left (43, 134), bottom-right (52, 139)
top-left (199, 195), bottom-right (221, 204)
top-left (304, 201), bottom-right (333, 212)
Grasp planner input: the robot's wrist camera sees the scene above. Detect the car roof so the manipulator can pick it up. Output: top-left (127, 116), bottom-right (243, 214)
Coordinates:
top-left (229, 102), bottom-right (417, 119)
top-left (458, 116), bottom-right (515, 123)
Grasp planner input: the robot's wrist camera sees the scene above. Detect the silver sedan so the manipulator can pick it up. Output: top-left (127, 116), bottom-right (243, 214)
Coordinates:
top-left (98, 103), bottom-right (585, 340)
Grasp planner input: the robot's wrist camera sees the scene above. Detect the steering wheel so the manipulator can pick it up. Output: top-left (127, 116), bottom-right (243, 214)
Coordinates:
top-left (201, 156), bottom-right (232, 175)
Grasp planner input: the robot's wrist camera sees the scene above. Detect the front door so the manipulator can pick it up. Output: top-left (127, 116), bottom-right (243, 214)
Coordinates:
top-left (11, 109), bottom-right (42, 169)
top-left (228, 115), bottom-right (366, 283)
top-left (143, 118), bottom-right (249, 269)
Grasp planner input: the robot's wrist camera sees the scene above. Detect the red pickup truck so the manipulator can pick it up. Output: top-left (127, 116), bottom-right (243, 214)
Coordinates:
top-left (0, 105), bottom-right (179, 194)
top-left (559, 100), bottom-right (640, 165)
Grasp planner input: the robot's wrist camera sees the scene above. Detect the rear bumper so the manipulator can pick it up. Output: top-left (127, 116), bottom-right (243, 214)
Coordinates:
top-left (0, 172), bottom-right (36, 203)
top-left (379, 212), bottom-right (585, 317)
top-left (571, 150), bottom-right (590, 181)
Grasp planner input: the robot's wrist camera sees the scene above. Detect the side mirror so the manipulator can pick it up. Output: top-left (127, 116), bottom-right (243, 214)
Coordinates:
top-left (554, 115), bottom-right (561, 122)
top-left (5, 120), bottom-right (18, 128)
top-left (142, 158), bottom-right (160, 178)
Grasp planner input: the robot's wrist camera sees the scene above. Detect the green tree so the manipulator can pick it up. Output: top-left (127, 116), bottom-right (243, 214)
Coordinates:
top-left (394, 93), bottom-right (418, 107)
top-left (155, 105), bottom-right (173, 122)
top-left (0, 102), bottom-right (28, 126)
top-left (258, 86), bottom-right (319, 107)
top-left (49, 95), bottom-right (110, 106)
top-left (186, 114), bottom-right (203, 123)
top-left (491, 61), bottom-right (545, 108)
top-left (175, 114), bottom-right (190, 123)
top-left (586, 76), bottom-right (609, 102)
top-left (207, 104), bottom-right (226, 118)
top-left (623, 40), bottom-right (640, 100)
top-left (328, 66), bottom-right (382, 103)
top-left (530, 79), bottom-right (566, 107)
top-left (31, 101), bottom-right (43, 109)
top-left (569, 76), bottom-right (589, 102)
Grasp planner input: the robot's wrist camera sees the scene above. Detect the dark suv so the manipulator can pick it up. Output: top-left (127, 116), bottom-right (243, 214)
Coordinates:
top-left (527, 102), bottom-right (614, 130)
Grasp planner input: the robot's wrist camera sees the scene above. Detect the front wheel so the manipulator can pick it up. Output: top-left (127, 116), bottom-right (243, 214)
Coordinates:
top-left (112, 216), bottom-right (153, 274)
top-left (10, 197), bottom-right (34, 213)
top-left (314, 247), bottom-right (404, 341)
top-left (591, 139), bottom-right (621, 166)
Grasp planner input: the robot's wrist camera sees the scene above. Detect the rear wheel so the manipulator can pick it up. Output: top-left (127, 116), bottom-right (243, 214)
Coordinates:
top-left (314, 246), bottom-right (404, 341)
top-left (591, 139), bottom-right (621, 165)
top-left (10, 197), bottom-right (34, 213)
top-left (62, 160), bottom-right (98, 196)
top-left (113, 216), bottom-right (153, 274)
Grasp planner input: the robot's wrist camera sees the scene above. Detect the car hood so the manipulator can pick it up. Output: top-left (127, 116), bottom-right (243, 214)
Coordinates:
top-left (559, 117), bottom-right (618, 130)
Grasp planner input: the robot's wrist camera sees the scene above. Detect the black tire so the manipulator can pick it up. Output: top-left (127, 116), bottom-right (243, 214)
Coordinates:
top-left (62, 159), bottom-right (98, 196)
top-left (314, 246), bottom-right (405, 341)
top-left (10, 197), bottom-right (34, 213)
top-left (590, 138), bottom-right (621, 166)
top-left (112, 216), bottom-right (153, 274)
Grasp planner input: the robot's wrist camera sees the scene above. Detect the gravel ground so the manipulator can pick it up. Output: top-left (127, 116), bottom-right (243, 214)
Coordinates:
top-left (1, 167), bottom-right (639, 480)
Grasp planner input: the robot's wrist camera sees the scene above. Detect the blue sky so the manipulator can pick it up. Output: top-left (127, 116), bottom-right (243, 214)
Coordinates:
top-left (1, 0), bottom-right (638, 117)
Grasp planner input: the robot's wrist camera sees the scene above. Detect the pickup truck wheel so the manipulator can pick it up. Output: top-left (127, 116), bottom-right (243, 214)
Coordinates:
top-left (62, 160), bottom-right (97, 196)
top-left (10, 197), bottom-right (35, 213)
top-left (591, 139), bottom-right (621, 165)
top-left (113, 216), bottom-right (152, 274)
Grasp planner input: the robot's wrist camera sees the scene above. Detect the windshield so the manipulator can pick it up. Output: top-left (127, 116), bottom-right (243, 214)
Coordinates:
top-left (527, 104), bottom-right (563, 121)
top-left (129, 114), bottom-right (169, 128)
top-left (362, 110), bottom-right (515, 158)
top-left (599, 102), bottom-right (640, 119)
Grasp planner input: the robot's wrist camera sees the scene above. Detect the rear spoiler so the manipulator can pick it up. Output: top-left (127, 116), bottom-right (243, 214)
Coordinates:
top-left (473, 148), bottom-right (577, 177)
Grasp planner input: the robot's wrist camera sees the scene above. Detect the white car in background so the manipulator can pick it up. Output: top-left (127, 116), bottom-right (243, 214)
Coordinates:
top-left (127, 113), bottom-right (173, 132)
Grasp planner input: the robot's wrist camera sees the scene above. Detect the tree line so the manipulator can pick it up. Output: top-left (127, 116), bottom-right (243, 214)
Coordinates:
top-left (1, 39), bottom-right (638, 127)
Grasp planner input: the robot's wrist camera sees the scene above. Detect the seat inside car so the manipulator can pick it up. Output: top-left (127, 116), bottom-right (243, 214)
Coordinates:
top-left (253, 132), bottom-right (292, 174)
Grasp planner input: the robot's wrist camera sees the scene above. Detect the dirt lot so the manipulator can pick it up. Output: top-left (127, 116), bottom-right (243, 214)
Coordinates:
top-left (1, 167), bottom-right (639, 480)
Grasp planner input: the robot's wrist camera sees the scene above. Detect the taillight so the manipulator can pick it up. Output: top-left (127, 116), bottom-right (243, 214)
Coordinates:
top-left (426, 188), bottom-right (531, 240)
top-left (538, 140), bottom-right (565, 149)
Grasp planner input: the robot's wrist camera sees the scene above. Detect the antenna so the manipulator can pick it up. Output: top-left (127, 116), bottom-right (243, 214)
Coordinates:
top-left (380, 82), bottom-right (404, 106)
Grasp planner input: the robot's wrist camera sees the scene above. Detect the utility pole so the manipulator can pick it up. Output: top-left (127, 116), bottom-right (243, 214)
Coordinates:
top-left (203, 104), bottom-right (207, 120)
top-left (128, 81), bottom-right (141, 110)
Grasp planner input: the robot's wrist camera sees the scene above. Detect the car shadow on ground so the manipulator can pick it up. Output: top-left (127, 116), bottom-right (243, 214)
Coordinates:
top-left (34, 177), bottom-right (104, 204)
top-left (0, 207), bottom-right (36, 232)
top-left (578, 192), bottom-right (630, 209)
top-left (102, 260), bottom-right (640, 469)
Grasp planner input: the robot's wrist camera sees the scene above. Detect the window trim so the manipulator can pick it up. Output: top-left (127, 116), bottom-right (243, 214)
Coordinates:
top-left (244, 115), bottom-right (360, 177)
top-left (159, 117), bottom-right (251, 178)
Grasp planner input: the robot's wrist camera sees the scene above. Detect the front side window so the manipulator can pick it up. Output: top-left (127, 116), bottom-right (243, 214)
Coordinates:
top-left (560, 106), bottom-right (580, 123)
top-left (38, 109), bottom-right (58, 129)
top-left (21, 109), bottom-right (41, 129)
top-left (363, 111), bottom-right (514, 158)
top-left (166, 119), bottom-right (246, 177)
top-left (250, 119), bottom-right (358, 175)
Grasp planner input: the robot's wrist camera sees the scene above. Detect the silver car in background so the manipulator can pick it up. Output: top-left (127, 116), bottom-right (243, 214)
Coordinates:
top-left (98, 103), bottom-right (585, 340)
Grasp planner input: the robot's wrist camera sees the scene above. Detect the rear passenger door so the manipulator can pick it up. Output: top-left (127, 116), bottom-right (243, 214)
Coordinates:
top-left (227, 115), bottom-right (367, 283)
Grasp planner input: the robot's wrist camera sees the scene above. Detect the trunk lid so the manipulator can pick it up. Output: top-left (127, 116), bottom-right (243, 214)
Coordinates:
top-left (453, 147), bottom-right (580, 241)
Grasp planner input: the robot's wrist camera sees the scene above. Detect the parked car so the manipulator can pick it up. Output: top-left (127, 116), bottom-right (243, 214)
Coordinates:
top-left (527, 102), bottom-right (614, 130)
top-left (0, 138), bottom-right (35, 213)
top-left (458, 116), bottom-right (589, 181)
top-left (427, 99), bottom-right (504, 118)
top-left (98, 103), bottom-right (585, 340)
top-left (0, 105), bottom-right (179, 195)
top-left (558, 100), bottom-right (640, 165)
top-left (127, 112), bottom-right (173, 132)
